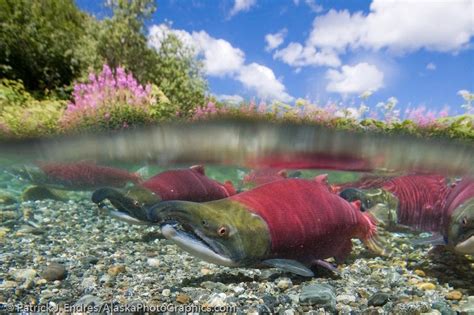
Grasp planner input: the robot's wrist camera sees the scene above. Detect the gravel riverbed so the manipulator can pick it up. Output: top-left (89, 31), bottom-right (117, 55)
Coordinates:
top-left (1, 199), bottom-right (473, 314)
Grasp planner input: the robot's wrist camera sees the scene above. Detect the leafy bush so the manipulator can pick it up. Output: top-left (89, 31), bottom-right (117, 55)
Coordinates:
top-left (60, 64), bottom-right (176, 132)
top-left (192, 100), bottom-right (474, 141)
top-left (0, 79), bottom-right (65, 138)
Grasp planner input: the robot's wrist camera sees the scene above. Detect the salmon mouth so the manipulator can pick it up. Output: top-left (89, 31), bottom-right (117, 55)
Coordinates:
top-left (454, 233), bottom-right (474, 255)
top-left (160, 220), bottom-right (237, 267)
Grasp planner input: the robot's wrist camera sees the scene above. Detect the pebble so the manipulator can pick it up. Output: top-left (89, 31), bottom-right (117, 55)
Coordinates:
top-left (445, 290), bottom-right (462, 300)
top-left (336, 294), bottom-right (356, 303)
top-left (233, 286), bottom-right (245, 295)
top-left (176, 293), bottom-right (190, 304)
top-left (368, 292), bottom-right (390, 307)
top-left (200, 268), bottom-right (213, 275)
top-left (107, 265), bottom-right (126, 276)
top-left (74, 294), bottom-right (104, 308)
top-left (276, 278), bottom-right (292, 290)
top-left (205, 293), bottom-right (227, 308)
top-left (41, 263), bottom-right (67, 282)
top-left (82, 256), bottom-right (99, 265)
top-left (299, 284), bottom-right (336, 312)
top-left (147, 258), bottom-right (161, 268)
top-left (414, 269), bottom-right (426, 277)
top-left (161, 289), bottom-right (171, 297)
top-left (417, 282), bottom-right (436, 291)
top-left (431, 301), bottom-right (455, 315)
top-left (459, 296), bottom-right (474, 314)
top-left (12, 268), bottom-right (37, 282)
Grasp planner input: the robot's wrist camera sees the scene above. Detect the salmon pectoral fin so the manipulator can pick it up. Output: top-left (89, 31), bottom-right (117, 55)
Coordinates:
top-left (262, 259), bottom-right (314, 277)
top-left (312, 260), bottom-right (340, 274)
top-left (361, 212), bottom-right (392, 257)
top-left (334, 240), bottom-right (353, 264)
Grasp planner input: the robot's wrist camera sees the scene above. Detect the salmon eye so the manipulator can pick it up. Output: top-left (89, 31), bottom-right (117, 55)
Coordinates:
top-left (461, 217), bottom-right (468, 226)
top-left (201, 220), bottom-right (208, 226)
top-left (217, 226), bottom-right (228, 237)
top-left (133, 200), bottom-right (140, 206)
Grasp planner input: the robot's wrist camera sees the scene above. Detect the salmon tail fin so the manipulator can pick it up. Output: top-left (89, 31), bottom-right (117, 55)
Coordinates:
top-left (361, 212), bottom-right (392, 257)
top-left (224, 180), bottom-right (237, 196)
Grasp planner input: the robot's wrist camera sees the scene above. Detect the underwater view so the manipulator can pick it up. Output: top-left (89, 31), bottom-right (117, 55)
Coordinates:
top-left (1, 122), bottom-right (473, 314)
top-left (1, 0), bottom-right (474, 314)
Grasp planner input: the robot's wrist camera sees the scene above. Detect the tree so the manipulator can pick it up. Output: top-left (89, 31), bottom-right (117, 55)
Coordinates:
top-left (97, 0), bottom-right (207, 114)
top-left (150, 33), bottom-right (207, 115)
top-left (0, 0), bottom-right (92, 94)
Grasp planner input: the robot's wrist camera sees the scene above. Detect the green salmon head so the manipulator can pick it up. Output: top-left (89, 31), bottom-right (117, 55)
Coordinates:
top-left (449, 198), bottom-right (474, 255)
top-left (91, 186), bottom-right (160, 223)
top-left (147, 200), bottom-right (271, 267)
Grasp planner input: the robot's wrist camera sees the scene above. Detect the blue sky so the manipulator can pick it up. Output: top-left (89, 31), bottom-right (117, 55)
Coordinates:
top-left (76, 0), bottom-right (474, 115)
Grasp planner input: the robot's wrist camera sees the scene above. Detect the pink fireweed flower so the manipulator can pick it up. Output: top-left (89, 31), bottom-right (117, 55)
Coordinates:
top-left (61, 64), bottom-right (154, 130)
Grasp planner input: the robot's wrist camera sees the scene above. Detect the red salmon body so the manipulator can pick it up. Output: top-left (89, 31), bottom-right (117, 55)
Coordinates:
top-left (243, 168), bottom-right (287, 187)
top-left (141, 165), bottom-right (236, 202)
top-left (443, 178), bottom-right (474, 221)
top-left (230, 179), bottom-right (378, 263)
top-left (38, 161), bottom-right (141, 189)
top-left (340, 174), bottom-right (451, 232)
top-left (380, 175), bottom-right (450, 231)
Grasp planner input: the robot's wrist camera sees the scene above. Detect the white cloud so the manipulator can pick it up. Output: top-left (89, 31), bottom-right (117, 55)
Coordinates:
top-left (426, 62), bottom-right (436, 71)
top-left (148, 24), bottom-right (292, 102)
top-left (237, 63), bottom-right (293, 102)
top-left (325, 62), bottom-right (384, 94)
top-left (192, 31), bottom-right (245, 76)
top-left (148, 25), bottom-right (244, 77)
top-left (293, 0), bottom-right (323, 12)
top-left (216, 94), bottom-right (244, 104)
top-left (312, 1), bottom-right (474, 53)
top-left (277, 0), bottom-right (474, 68)
top-left (230, 0), bottom-right (257, 16)
top-left (265, 28), bottom-right (287, 51)
top-left (304, 0), bottom-right (323, 13)
top-left (273, 42), bottom-right (341, 67)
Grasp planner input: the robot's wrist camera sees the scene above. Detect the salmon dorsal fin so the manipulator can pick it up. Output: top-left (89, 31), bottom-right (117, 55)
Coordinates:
top-left (277, 169), bottom-right (288, 178)
top-left (224, 180), bottom-right (237, 196)
top-left (190, 165), bottom-right (205, 175)
top-left (314, 174), bottom-right (333, 191)
top-left (314, 174), bottom-right (328, 184)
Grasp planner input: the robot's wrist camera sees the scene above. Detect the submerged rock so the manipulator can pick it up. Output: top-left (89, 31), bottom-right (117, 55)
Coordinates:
top-left (41, 262), bottom-right (67, 281)
top-left (299, 284), bottom-right (336, 312)
top-left (368, 292), bottom-right (390, 307)
top-left (0, 191), bottom-right (17, 205)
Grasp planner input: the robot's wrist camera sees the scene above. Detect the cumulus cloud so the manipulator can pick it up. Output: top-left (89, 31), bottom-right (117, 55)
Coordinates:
top-left (276, 0), bottom-right (474, 68)
top-left (149, 24), bottom-right (244, 77)
top-left (191, 31), bottom-right (245, 76)
top-left (426, 62), bottom-right (437, 71)
top-left (310, 0), bottom-right (474, 53)
top-left (237, 63), bottom-right (293, 102)
top-left (265, 28), bottom-right (287, 51)
top-left (325, 62), bottom-right (384, 94)
top-left (148, 24), bottom-right (292, 102)
top-left (230, 0), bottom-right (257, 16)
top-left (273, 43), bottom-right (341, 67)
